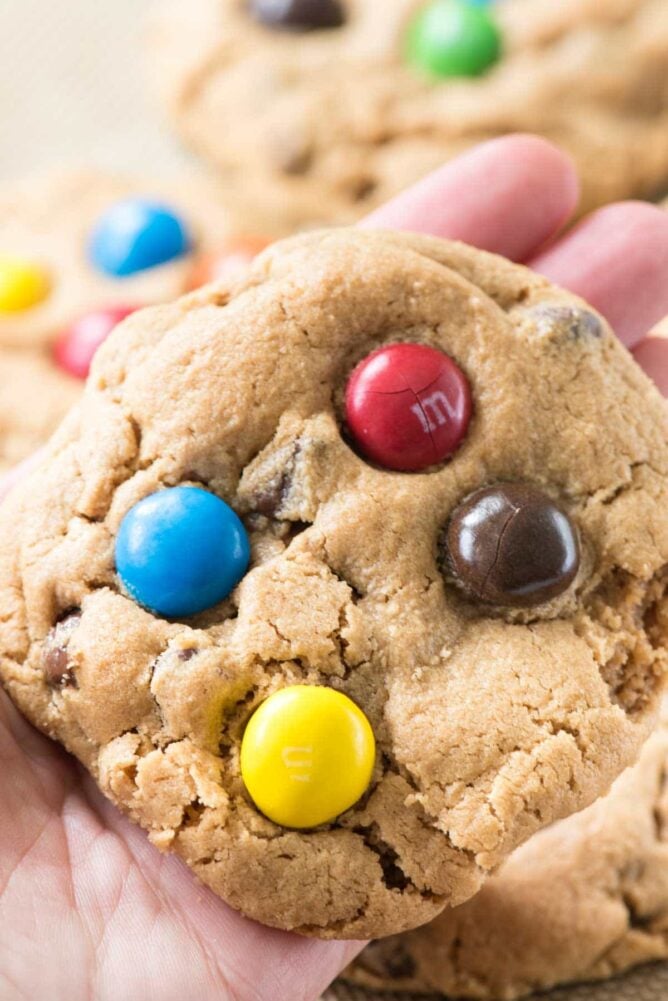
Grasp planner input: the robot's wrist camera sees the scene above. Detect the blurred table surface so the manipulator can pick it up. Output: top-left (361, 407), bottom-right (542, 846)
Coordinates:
top-left (325, 962), bottom-right (668, 1001)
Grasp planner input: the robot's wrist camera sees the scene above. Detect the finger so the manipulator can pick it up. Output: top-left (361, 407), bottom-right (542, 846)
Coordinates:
top-left (362, 134), bottom-right (579, 262)
top-left (532, 202), bottom-right (668, 348)
top-left (633, 333), bottom-right (668, 397)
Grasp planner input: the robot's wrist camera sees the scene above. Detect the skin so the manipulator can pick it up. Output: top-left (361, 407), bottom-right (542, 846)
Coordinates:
top-left (1, 135), bottom-right (667, 1001)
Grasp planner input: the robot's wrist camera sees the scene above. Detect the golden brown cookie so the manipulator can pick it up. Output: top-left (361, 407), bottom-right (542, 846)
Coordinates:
top-left (0, 229), bottom-right (666, 939)
top-left (148, 0), bottom-right (668, 228)
top-left (349, 700), bottom-right (668, 999)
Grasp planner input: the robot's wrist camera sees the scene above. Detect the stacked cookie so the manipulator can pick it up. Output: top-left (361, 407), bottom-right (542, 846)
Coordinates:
top-left (148, 0), bottom-right (668, 228)
top-left (348, 701), bottom-right (668, 998)
top-left (0, 168), bottom-right (275, 472)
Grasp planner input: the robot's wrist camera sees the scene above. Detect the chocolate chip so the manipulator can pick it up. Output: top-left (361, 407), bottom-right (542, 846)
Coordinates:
top-left (177, 647), bottom-right (198, 661)
top-left (530, 305), bottom-right (603, 341)
top-left (249, 0), bottom-right (345, 31)
top-left (253, 469), bottom-right (294, 516)
top-left (444, 484), bottom-right (580, 607)
top-left (42, 611), bottom-right (81, 687)
top-left (251, 441), bottom-right (301, 517)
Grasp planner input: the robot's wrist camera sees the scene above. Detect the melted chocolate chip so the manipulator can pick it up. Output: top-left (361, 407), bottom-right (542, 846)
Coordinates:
top-left (253, 468), bottom-right (294, 516)
top-left (531, 305), bottom-right (603, 341)
top-left (249, 0), bottom-right (345, 31)
top-left (251, 441), bottom-right (301, 517)
top-left (42, 611), bottom-right (81, 687)
top-left (177, 647), bottom-right (198, 661)
top-left (444, 484), bottom-right (580, 607)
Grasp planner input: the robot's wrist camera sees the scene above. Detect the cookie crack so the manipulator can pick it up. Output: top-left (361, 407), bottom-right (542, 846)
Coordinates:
top-left (353, 823), bottom-right (413, 893)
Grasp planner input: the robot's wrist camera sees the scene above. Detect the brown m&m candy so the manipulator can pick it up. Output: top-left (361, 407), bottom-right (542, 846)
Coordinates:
top-left (250, 0), bottom-right (345, 30)
top-left (444, 483), bottom-right (580, 607)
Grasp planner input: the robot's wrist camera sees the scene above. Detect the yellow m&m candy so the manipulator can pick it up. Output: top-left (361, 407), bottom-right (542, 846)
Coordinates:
top-left (240, 685), bottom-right (375, 829)
top-left (0, 256), bottom-right (50, 313)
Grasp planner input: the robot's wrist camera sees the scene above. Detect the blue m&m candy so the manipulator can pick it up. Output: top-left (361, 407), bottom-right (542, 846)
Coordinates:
top-left (88, 199), bottom-right (191, 278)
top-left (115, 486), bottom-right (250, 617)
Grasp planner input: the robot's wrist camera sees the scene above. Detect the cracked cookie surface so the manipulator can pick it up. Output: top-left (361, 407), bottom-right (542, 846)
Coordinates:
top-left (349, 699), bottom-right (668, 998)
top-left (148, 0), bottom-right (668, 229)
top-left (0, 229), bottom-right (666, 939)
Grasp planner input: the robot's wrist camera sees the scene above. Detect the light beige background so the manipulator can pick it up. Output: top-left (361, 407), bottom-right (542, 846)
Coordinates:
top-left (0, 0), bottom-right (188, 181)
top-left (0, 2), bottom-right (666, 999)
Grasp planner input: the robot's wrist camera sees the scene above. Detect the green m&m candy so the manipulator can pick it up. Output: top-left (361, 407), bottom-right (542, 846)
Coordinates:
top-left (406, 0), bottom-right (502, 79)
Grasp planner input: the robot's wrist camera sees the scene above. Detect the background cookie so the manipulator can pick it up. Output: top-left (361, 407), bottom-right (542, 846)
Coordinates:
top-left (0, 351), bottom-right (79, 475)
top-left (0, 168), bottom-right (277, 469)
top-left (148, 0), bottom-right (668, 229)
top-left (349, 700), bottom-right (668, 1000)
top-left (0, 168), bottom-right (280, 350)
top-left (0, 229), bottom-right (666, 939)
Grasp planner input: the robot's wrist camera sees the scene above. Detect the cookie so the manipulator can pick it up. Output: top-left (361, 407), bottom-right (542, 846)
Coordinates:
top-left (0, 169), bottom-right (275, 469)
top-left (0, 168), bottom-right (279, 350)
top-left (349, 699), bottom-right (668, 999)
top-left (0, 229), bottom-right (666, 939)
top-left (148, 0), bottom-right (668, 229)
top-left (0, 351), bottom-right (80, 475)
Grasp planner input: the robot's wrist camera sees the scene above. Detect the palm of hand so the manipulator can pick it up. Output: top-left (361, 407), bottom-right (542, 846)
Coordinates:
top-left (0, 691), bottom-right (355, 1001)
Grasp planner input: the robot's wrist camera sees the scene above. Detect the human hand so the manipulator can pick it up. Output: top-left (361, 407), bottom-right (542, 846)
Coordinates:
top-left (1, 135), bottom-right (667, 1001)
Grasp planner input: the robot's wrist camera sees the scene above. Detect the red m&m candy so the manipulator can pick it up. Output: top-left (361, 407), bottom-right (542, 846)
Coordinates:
top-left (345, 343), bottom-right (472, 471)
top-left (53, 305), bottom-right (137, 380)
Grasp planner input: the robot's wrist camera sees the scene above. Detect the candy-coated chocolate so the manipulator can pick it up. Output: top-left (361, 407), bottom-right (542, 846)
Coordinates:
top-left (445, 483), bottom-right (580, 607)
top-left (345, 343), bottom-right (472, 472)
top-left (53, 305), bottom-right (137, 380)
top-left (88, 199), bottom-right (191, 277)
top-left (250, 0), bottom-right (345, 31)
top-left (0, 256), bottom-right (50, 313)
top-left (188, 234), bottom-right (272, 290)
top-left (406, 0), bottom-right (502, 78)
top-left (115, 486), bottom-right (250, 617)
top-left (241, 685), bottom-right (375, 829)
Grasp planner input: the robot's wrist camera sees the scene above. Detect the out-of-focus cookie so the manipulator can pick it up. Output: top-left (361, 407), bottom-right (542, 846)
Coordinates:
top-left (148, 0), bottom-right (668, 228)
top-left (0, 229), bottom-right (666, 939)
top-left (0, 351), bottom-right (79, 475)
top-left (0, 168), bottom-right (278, 350)
top-left (0, 169), bottom-right (276, 470)
top-left (349, 700), bottom-right (668, 999)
